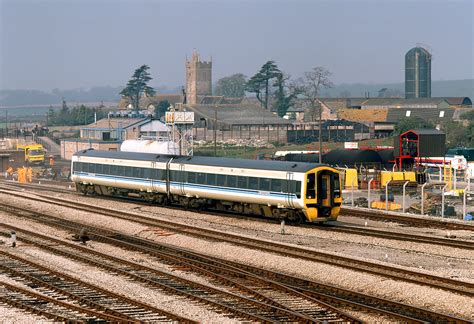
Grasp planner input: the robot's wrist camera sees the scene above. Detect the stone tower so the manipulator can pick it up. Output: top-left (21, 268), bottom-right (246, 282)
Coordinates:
top-left (186, 51), bottom-right (212, 104)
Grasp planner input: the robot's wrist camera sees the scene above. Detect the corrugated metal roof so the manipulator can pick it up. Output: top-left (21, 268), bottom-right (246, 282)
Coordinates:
top-left (404, 129), bottom-right (445, 135)
top-left (74, 149), bottom-right (322, 172)
top-left (184, 104), bottom-right (291, 126)
top-left (386, 108), bottom-right (454, 122)
top-left (83, 117), bottom-right (150, 129)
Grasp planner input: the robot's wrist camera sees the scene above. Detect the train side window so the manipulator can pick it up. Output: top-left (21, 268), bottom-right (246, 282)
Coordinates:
top-left (103, 164), bottom-right (110, 175)
top-left (95, 164), bottom-right (103, 174)
top-left (133, 167), bottom-right (142, 178)
top-left (82, 163), bottom-right (89, 173)
top-left (216, 174), bottom-right (226, 186)
top-left (143, 168), bottom-right (151, 179)
top-left (227, 175), bottom-right (237, 188)
top-left (260, 178), bottom-right (270, 191)
top-left (237, 176), bottom-right (247, 189)
top-left (333, 175), bottom-right (341, 198)
top-left (110, 165), bottom-right (118, 175)
top-left (73, 162), bottom-right (81, 172)
top-left (170, 170), bottom-right (182, 181)
top-left (271, 179), bottom-right (282, 192)
top-left (248, 177), bottom-right (259, 190)
top-left (306, 173), bottom-right (315, 199)
top-left (295, 181), bottom-right (301, 197)
top-left (124, 167), bottom-right (132, 177)
top-left (152, 169), bottom-right (160, 180)
top-left (117, 166), bottom-right (125, 176)
top-left (187, 172), bottom-right (196, 183)
top-left (207, 174), bottom-right (216, 186)
top-left (197, 172), bottom-right (206, 184)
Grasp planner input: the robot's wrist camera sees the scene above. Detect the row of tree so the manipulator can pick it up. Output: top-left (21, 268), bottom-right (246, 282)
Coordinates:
top-left (121, 63), bottom-right (333, 120)
top-left (214, 61), bottom-right (333, 118)
top-left (46, 100), bottom-right (107, 126)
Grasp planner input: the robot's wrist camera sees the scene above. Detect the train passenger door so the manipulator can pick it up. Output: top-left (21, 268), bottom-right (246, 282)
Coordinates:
top-left (305, 172), bottom-right (317, 208)
top-left (285, 172), bottom-right (295, 208)
top-left (318, 173), bottom-right (332, 207)
top-left (151, 161), bottom-right (158, 192)
top-left (178, 163), bottom-right (186, 195)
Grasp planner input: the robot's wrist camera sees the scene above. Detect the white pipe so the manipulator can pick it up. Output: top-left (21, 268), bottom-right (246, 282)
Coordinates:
top-left (402, 180), bottom-right (409, 213)
top-left (351, 177), bottom-right (356, 207)
top-left (421, 182), bottom-right (428, 215)
top-left (368, 178), bottom-right (374, 209)
top-left (386, 180), bottom-right (391, 211)
top-left (463, 186), bottom-right (468, 219)
top-left (441, 183), bottom-right (448, 218)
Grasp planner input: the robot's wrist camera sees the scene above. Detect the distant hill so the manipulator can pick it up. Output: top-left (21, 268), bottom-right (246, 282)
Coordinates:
top-left (1, 79), bottom-right (472, 107)
top-left (0, 85), bottom-right (182, 107)
top-left (323, 79), bottom-right (474, 99)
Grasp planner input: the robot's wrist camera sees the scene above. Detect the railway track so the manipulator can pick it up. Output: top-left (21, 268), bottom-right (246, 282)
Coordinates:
top-left (0, 222), bottom-right (356, 323)
top-left (2, 182), bottom-right (473, 253)
top-left (328, 223), bottom-right (474, 250)
top-left (0, 281), bottom-right (126, 323)
top-left (340, 207), bottom-right (474, 231)
top-left (0, 250), bottom-right (193, 323)
top-left (2, 190), bottom-right (472, 298)
top-left (4, 180), bottom-right (474, 235)
top-left (0, 201), bottom-right (471, 322)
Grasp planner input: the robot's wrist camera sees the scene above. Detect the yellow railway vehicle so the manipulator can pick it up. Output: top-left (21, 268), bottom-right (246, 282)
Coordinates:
top-left (16, 144), bottom-right (45, 165)
top-left (72, 150), bottom-right (342, 223)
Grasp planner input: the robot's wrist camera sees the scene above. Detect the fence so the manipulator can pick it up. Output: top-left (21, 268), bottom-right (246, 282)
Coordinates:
top-left (342, 176), bottom-right (473, 220)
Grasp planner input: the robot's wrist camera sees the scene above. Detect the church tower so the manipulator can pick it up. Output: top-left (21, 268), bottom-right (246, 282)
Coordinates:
top-left (186, 51), bottom-right (212, 104)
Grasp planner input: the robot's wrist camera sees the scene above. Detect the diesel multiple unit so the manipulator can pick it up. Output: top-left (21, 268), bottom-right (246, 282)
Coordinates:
top-left (71, 150), bottom-right (342, 223)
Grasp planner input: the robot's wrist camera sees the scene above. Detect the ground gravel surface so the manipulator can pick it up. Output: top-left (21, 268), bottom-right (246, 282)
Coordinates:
top-left (1, 191), bottom-right (473, 321)
top-left (0, 273), bottom-right (55, 323)
top-left (0, 215), bottom-right (238, 323)
top-left (54, 191), bottom-right (474, 280)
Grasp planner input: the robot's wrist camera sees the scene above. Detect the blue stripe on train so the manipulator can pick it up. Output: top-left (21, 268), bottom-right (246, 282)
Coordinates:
top-left (74, 172), bottom-right (298, 199)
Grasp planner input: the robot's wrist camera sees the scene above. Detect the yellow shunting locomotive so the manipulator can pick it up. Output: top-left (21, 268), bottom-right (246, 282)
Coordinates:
top-left (71, 150), bottom-right (342, 223)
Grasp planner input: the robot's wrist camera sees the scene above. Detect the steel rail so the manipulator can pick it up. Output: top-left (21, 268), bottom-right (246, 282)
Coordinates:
top-left (0, 250), bottom-right (195, 323)
top-left (0, 224), bottom-right (334, 323)
top-left (0, 281), bottom-right (127, 323)
top-left (3, 192), bottom-right (471, 297)
top-left (1, 204), bottom-right (470, 322)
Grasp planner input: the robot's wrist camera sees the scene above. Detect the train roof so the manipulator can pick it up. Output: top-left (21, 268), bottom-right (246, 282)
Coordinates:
top-left (73, 149), bottom-right (326, 172)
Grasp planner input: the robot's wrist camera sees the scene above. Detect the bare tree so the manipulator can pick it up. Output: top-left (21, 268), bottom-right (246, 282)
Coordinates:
top-left (297, 67), bottom-right (333, 163)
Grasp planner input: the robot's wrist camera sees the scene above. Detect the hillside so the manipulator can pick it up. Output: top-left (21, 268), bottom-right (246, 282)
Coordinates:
top-left (1, 79), bottom-right (472, 107)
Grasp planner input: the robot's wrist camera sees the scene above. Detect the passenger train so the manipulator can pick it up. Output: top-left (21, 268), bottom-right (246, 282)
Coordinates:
top-left (71, 150), bottom-right (342, 223)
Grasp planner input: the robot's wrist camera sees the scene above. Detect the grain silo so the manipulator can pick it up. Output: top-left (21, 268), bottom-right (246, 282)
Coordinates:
top-left (405, 46), bottom-right (432, 99)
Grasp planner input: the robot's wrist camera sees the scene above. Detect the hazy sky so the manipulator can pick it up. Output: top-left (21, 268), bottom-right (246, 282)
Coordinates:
top-left (1, 0), bottom-right (473, 91)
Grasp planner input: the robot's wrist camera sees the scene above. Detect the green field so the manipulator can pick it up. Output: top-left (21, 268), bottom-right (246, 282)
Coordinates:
top-left (194, 137), bottom-right (395, 159)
